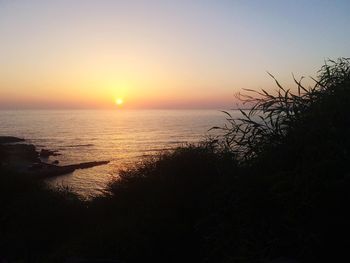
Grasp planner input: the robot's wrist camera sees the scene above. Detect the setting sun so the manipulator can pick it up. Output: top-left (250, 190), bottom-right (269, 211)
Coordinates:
top-left (115, 98), bottom-right (124, 106)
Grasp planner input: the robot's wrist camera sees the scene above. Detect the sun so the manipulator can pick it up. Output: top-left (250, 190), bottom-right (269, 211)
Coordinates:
top-left (115, 98), bottom-right (123, 106)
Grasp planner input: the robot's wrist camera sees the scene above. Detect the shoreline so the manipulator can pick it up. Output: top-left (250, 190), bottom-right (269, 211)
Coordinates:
top-left (0, 136), bottom-right (109, 178)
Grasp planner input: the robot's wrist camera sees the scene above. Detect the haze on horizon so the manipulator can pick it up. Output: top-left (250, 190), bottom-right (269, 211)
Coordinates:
top-left (0, 0), bottom-right (349, 110)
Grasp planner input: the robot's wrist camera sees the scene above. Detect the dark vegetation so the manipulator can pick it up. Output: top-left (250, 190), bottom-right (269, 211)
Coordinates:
top-left (1, 58), bottom-right (350, 262)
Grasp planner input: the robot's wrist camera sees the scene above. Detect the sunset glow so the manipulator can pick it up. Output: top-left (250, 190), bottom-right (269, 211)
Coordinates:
top-left (115, 98), bottom-right (124, 106)
top-left (0, 1), bottom-right (349, 109)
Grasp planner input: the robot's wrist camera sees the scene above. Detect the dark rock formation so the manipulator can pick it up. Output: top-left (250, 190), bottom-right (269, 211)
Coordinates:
top-left (32, 161), bottom-right (110, 178)
top-left (1, 143), bottom-right (41, 170)
top-left (1, 136), bottom-right (109, 178)
top-left (0, 136), bottom-right (25, 144)
top-left (40, 149), bottom-right (61, 157)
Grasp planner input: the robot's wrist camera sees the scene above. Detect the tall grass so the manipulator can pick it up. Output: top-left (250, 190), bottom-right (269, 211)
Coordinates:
top-left (213, 58), bottom-right (350, 162)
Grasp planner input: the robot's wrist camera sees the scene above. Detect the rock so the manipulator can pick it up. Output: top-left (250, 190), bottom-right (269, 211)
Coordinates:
top-left (1, 136), bottom-right (109, 178)
top-left (34, 161), bottom-right (110, 178)
top-left (1, 144), bottom-right (40, 164)
top-left (40, 149), bottom-right (60, 157)
top-left (0, 136), bottom-right (25, 144)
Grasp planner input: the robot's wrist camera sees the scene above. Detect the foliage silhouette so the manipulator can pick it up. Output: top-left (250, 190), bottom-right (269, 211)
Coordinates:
top-left (212, 57), bottom-right (350, 162)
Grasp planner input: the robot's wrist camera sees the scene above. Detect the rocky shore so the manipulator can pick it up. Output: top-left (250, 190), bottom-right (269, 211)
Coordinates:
top-left (0, 136), bottom-right (109, 178)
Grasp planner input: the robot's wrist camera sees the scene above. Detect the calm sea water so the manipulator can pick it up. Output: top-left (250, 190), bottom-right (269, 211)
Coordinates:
top-left (0, 109), bottom-right (233, 197)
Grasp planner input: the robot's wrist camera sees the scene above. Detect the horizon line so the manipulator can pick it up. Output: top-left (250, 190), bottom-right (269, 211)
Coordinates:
top-left (0, 107), bottom-right (248, 111)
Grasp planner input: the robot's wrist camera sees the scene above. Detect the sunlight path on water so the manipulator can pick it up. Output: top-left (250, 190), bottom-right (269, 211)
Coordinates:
top-left (0, 109), bottom-right (238, 198)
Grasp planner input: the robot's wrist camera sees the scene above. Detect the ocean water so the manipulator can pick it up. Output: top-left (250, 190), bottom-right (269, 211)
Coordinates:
top-left (0, 109), bottom-right (233, 197)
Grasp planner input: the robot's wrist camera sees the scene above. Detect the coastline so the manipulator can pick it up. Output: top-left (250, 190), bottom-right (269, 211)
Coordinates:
top-left (0, 136), bottom-right (109, 178)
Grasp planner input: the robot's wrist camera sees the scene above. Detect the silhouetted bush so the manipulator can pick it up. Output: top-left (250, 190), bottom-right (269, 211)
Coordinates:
top-left (214, 58), bottom-right (350, 163)
top-left (78, 143), bottom-right (238, 262)
top-left (203, 57), bottom-right (350, 262)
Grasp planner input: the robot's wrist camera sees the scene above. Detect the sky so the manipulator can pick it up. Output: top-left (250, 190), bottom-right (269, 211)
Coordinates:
top-left (0, 0), bottom-right (349, 109)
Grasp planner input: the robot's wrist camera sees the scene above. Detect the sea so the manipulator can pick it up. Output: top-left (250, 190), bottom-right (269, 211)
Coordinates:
top-left (0, 109), bottom-right (235, 198)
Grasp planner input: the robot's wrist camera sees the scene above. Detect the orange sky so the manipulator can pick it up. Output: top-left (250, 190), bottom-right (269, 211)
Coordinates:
top-left (0, 1), bottom-right (349, 109)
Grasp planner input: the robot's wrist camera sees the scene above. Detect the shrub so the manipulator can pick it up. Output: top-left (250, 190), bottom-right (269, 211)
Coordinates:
top-left (214, 58), bottom-right (350, 163)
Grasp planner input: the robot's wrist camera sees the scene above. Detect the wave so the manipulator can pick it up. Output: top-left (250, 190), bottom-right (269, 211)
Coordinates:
top-left (64, 144), bottom-right (95, 148)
